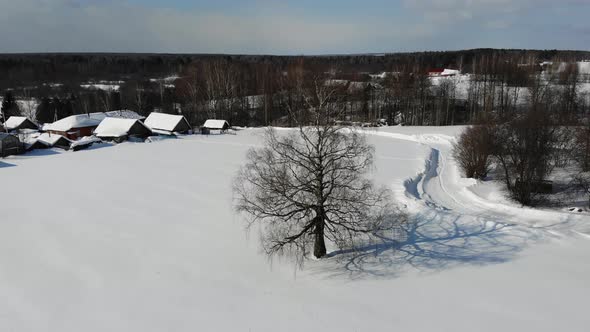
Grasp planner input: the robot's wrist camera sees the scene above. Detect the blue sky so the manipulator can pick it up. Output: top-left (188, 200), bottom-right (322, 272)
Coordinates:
top-left (0, 0), bottom-right (588, 54)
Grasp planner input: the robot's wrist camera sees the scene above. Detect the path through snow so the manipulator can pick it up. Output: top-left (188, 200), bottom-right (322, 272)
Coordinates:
top-left (322, 127), bottom-right (590, 277)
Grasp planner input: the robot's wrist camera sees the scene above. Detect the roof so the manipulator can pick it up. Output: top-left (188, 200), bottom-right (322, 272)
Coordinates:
top-left (4, 116), bottom-right (35, 130)
top-left (203, 119), bottom-right (229, 130)
top-left (94, 118), bottom-right (149, 138)
top-left (428, 68), bottom-right (460, 76)
top-left (43, 113), bottom-right (106, 132)
top-left (144, 112), bottom-right (190, 132)
top-left (105, 110), bottom-right (145, 120)
top-left (71, 136), bottom-right (102, 149)
top-left (36, 133), bottom-right (72, 147)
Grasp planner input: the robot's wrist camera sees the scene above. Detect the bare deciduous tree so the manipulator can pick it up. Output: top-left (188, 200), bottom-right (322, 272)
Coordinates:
top-left (573, 172), bottom-right (590, 208)
top-left (453, 124), bottom-right (494, 179)
top-left (234, 69), bottom-right (399, 261)
top-left (233, 124), bottom-right (398, 261)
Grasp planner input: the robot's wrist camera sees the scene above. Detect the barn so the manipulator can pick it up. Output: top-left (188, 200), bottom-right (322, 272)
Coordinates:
top-left (0, 133), bottom-right (23, 157)
top-left (23, 136), bottom-right (48, 151)
top-left (201, 119), bottom-right (230, 134)
top-left (144, 112), bottom-right (192, 135)
top-left (4, 116), bottom-right (39, 132)
top-left (94, 118), bottom-right (152, 143)
top-left (36, 133), bottom-right (73, 150)
top-left (43, 113), bottom-right (106, 140)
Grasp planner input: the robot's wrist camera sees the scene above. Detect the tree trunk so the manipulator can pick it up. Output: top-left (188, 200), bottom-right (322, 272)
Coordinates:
top-left (313, 219), bottom-right (327, 258)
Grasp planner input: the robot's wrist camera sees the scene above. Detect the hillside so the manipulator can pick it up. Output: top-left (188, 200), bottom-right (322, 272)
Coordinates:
top-left (0, 127), bottom-right (589, 331)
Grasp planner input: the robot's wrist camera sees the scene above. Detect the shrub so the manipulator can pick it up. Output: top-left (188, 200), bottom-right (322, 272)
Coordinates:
top-left (453, 125), bottom-right (493, 180)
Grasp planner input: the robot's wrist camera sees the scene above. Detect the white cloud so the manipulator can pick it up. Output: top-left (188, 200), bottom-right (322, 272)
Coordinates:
top-left (0, 0), bottom-right (429, 54)
top-left (0, 0), bottom-right (587, 53)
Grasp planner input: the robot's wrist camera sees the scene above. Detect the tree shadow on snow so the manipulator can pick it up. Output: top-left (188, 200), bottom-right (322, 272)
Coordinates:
top-left (24, 149), bottom-right (62, 157)
top-left (0, 160), bottom-right (16, 168)
top-left (315, 210), bottom-right (539, 280)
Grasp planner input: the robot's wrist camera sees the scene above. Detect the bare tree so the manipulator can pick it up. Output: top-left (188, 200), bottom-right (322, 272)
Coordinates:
top-left (453, 123), bottom-right (494, 179)
top-left (203, 59), bottom-right (239, 120)
top-left (571, 171), bottom-right (590, 208)
top-left (492, 106), bottom-right (558, 206)
top-left (234, 71), bottom-right (400, 261)
top-left (176, 63), bottom-right (203, 124)
top-left (575, 122), bottom-right (590, 172)
top-left (19, 88), bottom-right (38, 121)
top-left (233, 124), bottom-right (397, 261)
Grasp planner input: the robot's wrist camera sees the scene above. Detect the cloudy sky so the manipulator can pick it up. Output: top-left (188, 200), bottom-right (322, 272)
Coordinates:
top-left (0, 0), bottom-right (588, 54)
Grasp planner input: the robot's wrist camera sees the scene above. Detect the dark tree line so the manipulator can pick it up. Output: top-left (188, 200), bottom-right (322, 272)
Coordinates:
top-left (454, 73), bottom-right (590, 207)
top-left (0, 50), bottom-right (588, 130)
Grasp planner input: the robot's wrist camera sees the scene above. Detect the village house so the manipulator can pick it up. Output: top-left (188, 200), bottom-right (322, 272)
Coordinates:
top-left (3, 116), bottom-right (39, 132)
top-left (201, 119), bottom-right (230, 134)
top-left (43, 113), bottom-right (106, 140)
top-left (36, 133), bottom-right (73, 150)
top-left (143, 112), bottom-right (192, 135)
top-left (0, 133), bottom-right (23, 157)
top-left (94, 117), bottom-right (152, 143)
top-left (428, 68), bottom-right (460, 77)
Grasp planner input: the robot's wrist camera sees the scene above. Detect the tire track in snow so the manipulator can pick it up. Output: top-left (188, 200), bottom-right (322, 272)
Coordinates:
top-left (366, 129), bottom-right (590, 239)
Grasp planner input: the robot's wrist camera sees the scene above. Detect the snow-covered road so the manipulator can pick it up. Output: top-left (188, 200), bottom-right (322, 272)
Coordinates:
top-left (372, 128), bottom-right (590, 238)
top-left (326, 127), bottom-right (590, 278)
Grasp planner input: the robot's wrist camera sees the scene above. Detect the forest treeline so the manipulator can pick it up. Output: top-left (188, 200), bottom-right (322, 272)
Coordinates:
top-left (0, 48), bottom-right (589, 127)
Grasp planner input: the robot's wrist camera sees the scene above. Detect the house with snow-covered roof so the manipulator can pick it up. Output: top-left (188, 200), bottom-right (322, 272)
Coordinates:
top-left (144, 112), bottom-right (192, 135)
top-left (35, 133), bottom-right (72, 150)
top-left (43, 113), bottom-right (107, 140)
top-left (94, 117), bottom-right (152, 143)
top-left (428, 68), bottom-right (460, 77)
top-left (201, 119), bottom-right (230, 131)
top-left (4, 117), bottom-right (38, 132)
top-left (3, 116), bottom-right (38, 132)
top-left (0, 133), bottom-right (23, 157)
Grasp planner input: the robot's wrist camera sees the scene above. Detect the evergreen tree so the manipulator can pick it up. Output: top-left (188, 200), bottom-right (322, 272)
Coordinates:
top-left (1, 91), bottom-right (21, 121)
top-left (36, 97), bottom-right (53, 124)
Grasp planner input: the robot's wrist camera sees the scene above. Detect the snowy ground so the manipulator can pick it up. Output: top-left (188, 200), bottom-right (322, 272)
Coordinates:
top-left (0, 127), bottom-right (589, 331)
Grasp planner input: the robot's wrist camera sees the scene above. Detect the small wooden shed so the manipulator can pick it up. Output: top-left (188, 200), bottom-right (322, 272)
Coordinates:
top-left (201, 119), bottom-right (230, 134)
top-left (36, 133), bottom-right (73, 150)
top-left (144, 112), bottom-right (192, 135)
top-left (0, 133), bottom-right (23, 157)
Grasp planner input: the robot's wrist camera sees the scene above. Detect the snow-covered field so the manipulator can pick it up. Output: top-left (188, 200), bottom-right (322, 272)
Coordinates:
top-left (0, 127), bottom-right (589, 331)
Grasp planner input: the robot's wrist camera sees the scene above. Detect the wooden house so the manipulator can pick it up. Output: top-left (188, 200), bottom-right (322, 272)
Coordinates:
top-left (36, 133), bottom-right (73, 150)
top-left (4, 116), bottom-right (38, 132)
top-left (43, 113), bottom-right (106, 140)
top-left (144, 112), bottom-right (192, 135)
top-left (94, 117), bottom-right (152, 143)
top-left (201, 119), bottom-right (230, 134)
top-left (0, 133), bottom-right (23, 157)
